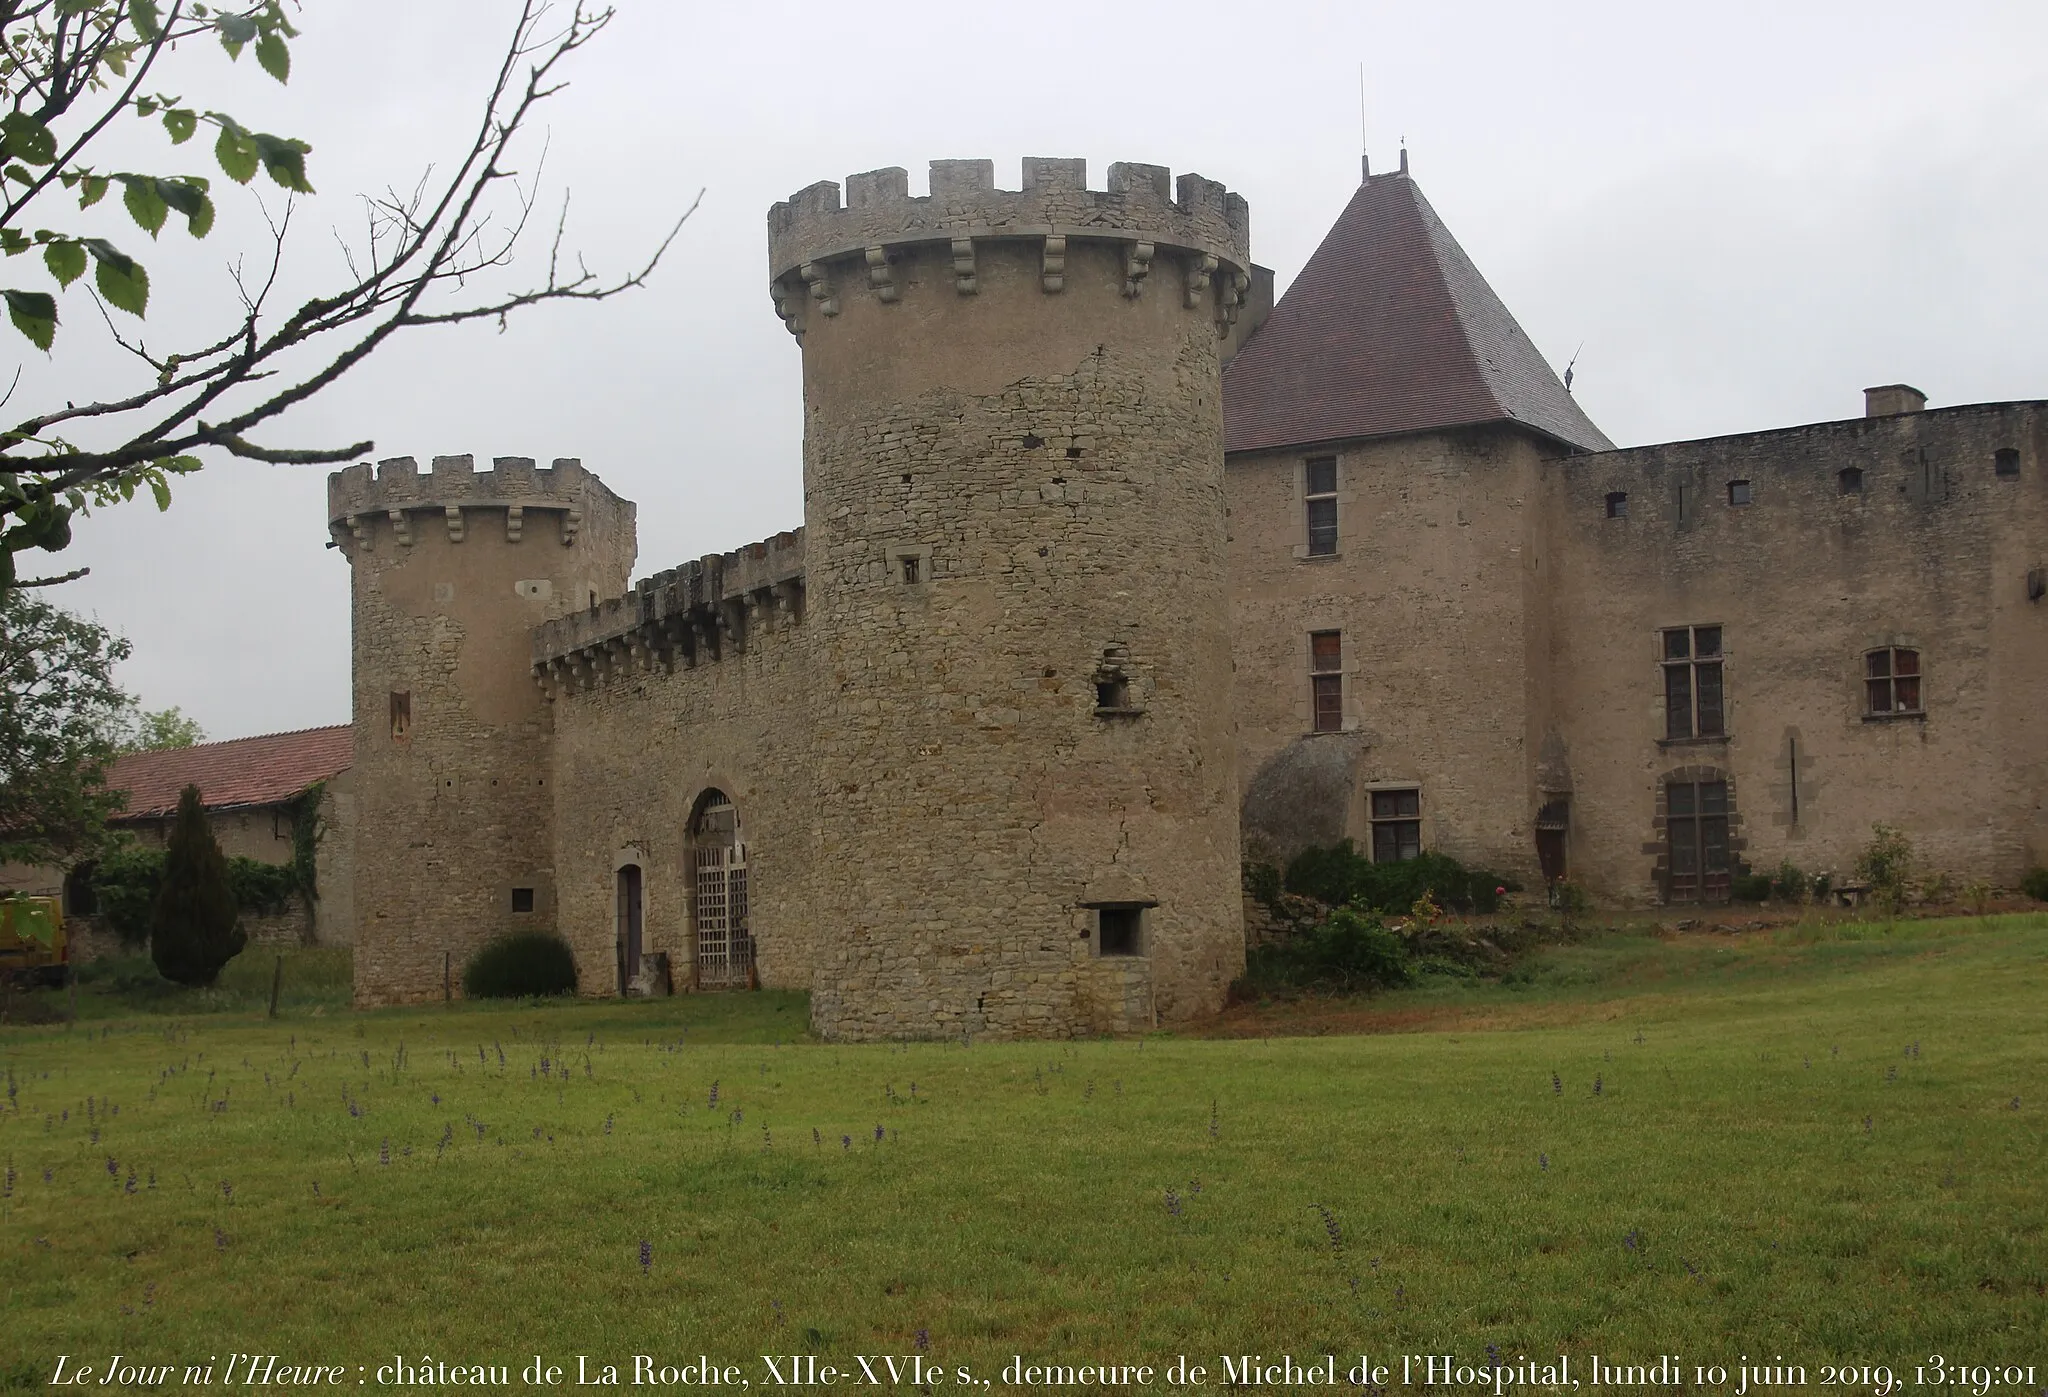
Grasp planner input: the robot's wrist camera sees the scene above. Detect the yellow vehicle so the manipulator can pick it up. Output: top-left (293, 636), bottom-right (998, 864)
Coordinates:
top-left (0, 895), bottom-right (69, 988)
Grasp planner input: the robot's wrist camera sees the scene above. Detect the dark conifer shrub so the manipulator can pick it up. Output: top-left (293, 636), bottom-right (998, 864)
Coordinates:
top-left (150, 785), bottom-right (245, 986)
top-left (463, 933), bottom-right (578, 999)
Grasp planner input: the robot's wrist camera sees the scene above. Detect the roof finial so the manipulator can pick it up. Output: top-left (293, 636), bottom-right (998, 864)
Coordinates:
top-left (1398, 140), bottom-right (1409, 177)
top-left (1358, 63), bottom-right (1370, 182)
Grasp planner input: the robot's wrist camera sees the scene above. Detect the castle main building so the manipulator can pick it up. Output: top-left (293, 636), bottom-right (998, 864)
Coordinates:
top-left (330, 158), bottom-right (2048, 1036)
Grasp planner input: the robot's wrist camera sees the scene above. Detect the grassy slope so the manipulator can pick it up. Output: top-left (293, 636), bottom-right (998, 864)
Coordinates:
top-left (1, 917), bottom-right (2044, 1385)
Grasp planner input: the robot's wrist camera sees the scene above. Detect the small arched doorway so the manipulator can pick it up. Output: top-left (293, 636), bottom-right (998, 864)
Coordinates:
top-left (615, 863), bottom-right (644, 995)
top-left (690, 789), bottom-right (752, 988)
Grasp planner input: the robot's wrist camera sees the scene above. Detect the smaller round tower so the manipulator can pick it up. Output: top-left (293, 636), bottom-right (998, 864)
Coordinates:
top-left (328, 454), bottom-right (635, 1005)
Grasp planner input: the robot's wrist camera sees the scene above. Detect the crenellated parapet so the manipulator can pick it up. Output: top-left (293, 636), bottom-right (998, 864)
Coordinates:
top-left (530, 528), bottom-right (806, 696)
top-left (327, 454), bottom-right (628, 550)
top-left (767, 158), bottom-right (1251, 337)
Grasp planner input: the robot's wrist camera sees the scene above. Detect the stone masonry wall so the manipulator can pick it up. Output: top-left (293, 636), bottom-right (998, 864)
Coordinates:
top-left (1227, 424), bottom-right (1562, 881)
top-left (1548, 401), bottom-right (2048, 902)
top-left (537, 533), bottom-right (814, 997)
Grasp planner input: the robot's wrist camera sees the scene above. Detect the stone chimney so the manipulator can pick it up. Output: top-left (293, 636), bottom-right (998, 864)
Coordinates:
top-left (1864, 384), bottom-right (1927, 417)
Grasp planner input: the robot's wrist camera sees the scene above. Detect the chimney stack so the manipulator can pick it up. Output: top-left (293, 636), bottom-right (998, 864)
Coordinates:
top-left (1864, 384), bottom-right (1927, 417)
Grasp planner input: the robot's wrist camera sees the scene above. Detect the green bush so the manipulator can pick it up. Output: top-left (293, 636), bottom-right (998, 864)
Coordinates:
top-left (90, 844), bottom-right (301, 944)
top-left (463, 932), bottom-right (578, 999)
top-left (2020, 868), bottom-right (2048, 903)
top-left (1856, 823), bottom-right (1915, 915)
top-left (150, 785), bottom-right (245, 987)
top-left (1769, 862), bottom-right (1809, 903)
top-left (1240, 905), bottom-right (1413, 994)
top-left (1283, 844), bottom-right (1514, 915)
top-left (1732, 872), bottom-right (1773, 903)
top-left (228, 858), bottom-right (300, 916)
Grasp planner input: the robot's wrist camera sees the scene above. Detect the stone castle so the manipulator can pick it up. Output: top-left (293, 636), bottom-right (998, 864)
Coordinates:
top-left (328, 156), bottom-right (2048, 1037)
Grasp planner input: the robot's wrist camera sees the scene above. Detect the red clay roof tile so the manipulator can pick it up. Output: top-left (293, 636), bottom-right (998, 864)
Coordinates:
top-left (106, 725), bottom-right (351, 821)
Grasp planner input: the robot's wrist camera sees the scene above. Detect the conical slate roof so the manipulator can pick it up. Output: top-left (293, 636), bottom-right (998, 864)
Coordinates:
top-left (1223, 170), bottom-right (1613, 455)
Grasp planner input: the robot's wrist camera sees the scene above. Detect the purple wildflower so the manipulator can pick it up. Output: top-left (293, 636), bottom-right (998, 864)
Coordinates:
top-left (1539, 1153), bottom-right (1549, 1171)
top-left (639, 1240), bottom-right (652, 1274)
top-left (841, 1136), bottom-right (851, 1151)
top-left (873, 1123), bottom-right (885, 1143)
top-left (914, 1329), bottom-right (929, 1353)
top-left (1551, 1072), bottom-right (1562, 1095)
top-left (106, 1156), bottom-right (118, 1177)
top-left (1165, 1188), bottom-right (1182, 1219)
top-left (380, 1139), bottom-right (391, 1166)
top-left (1593, 1074), bottom-right (1603, 1096)
top-left (214, 1228), bottom-right (227, 1251)
top-left (708, 1081), bottom-right (720, 1109)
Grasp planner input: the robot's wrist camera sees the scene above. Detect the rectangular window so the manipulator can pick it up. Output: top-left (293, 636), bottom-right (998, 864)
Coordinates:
top-left (389, 690), bottom-right (411, 740)
top-left (1305, 456), bottom-right (1338, 556)
top-left (511, 887), bottom-right (535, 913)
top-left (1370, 788), bottom-right (1422, 863)
top-left (1097, 906), bottom-right (1141, 956)
top-left (900, 555), bottom-right (920, 584)
top-left (1661, 625), bottom-right (1725, 739)
top-left (1666, 779), bottom-right (1731, 903)
top-left (1865, 648), bottom-right (1921, 715)
top-left (1728, 479), bottom-right (1752, 506)
top-left (1605, 491), bottom-right (1628, 518)
top-left (1310, 630), bottom-right (1343, 733)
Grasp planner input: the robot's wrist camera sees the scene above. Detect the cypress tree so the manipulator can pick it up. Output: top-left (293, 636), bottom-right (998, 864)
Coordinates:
top-left (151, 784), bottom-right (245, 986)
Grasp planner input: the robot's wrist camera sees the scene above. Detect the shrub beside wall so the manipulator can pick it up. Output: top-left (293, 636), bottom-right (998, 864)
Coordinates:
top-left (463, 933), bottom-right (578, 999)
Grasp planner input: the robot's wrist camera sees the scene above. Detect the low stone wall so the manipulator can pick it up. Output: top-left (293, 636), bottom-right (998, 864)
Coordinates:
top-left (67, 903), bottom-right (319, 963)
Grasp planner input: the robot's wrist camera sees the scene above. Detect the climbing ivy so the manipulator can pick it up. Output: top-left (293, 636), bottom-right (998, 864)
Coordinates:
top-left (287, 781), bottom-right (324, 901)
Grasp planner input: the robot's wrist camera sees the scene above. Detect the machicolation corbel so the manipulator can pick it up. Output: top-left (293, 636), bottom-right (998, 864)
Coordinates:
top-left (444, 505), bottom-right (464, 544)
top-left (1041, 236), bottom-right (1065, 293)
top-left (800, 261), bottom-right (838, 317)
top-left (950, 238), bottom-right (976, 295)
top-left (1122, 241), bottom-right (1154, 298)
top-left (864, 246), bottom-right (898, 303)
top-left (388, 509), bottom-right (412, 546)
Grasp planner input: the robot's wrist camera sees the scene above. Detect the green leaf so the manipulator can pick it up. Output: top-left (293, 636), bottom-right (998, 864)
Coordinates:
top-left (4, 288), bottom-right (57, 349)
top-left (4, 164), bottom-right (33, 186)
top-left (87, 243), bottom-right (149, 317)
top-left (0, 228), bottom-right (29, 256)
top-left (120, 174), bottom-right (168, 238)
top-left (155, 178), bottom-right (214, 237)
top-left (43, 239), bottom-right (86, 287)
top-left (251, 133), bottom-right (312, 193)
top-left (163, 107), bottom-right (197, 143)
top-left (135, 97), bottom-right (158, 117)
top-left (213, 119), bottom-right (257, 184)
top-left (254, 30), bottom-right (289, 82)
top-left (79, 174), bottom-right (109, 208)
top-left (150, 474), bottom-right (172, 510)
top-left (1, 112), bottom-right (57, 166)
top-left (129, 0), bottom-right (162, 41)
top-left (215, 12), bottom-right (256, 56)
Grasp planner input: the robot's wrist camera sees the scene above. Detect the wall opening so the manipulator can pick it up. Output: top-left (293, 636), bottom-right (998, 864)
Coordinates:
top-left (615, 864), bottom-right (643, 995)
top-left (1838, 467), bottom-right (1864, 494)
top-left (1995, 448), bottom-right (2020, 478)
top-left (1097, 906), bottom-right (1142, 956)
top-left (1665, 778), bottom-right (1731, 904)
top-left (1727, 479), bottom-right (1752, 506)
top-left (389, 691), bottom-right (411, 740)
top-left (1605, 491), bottom-right (1628, 519)
top-left (511, 886), bottom-right (535, 914)
top-left (690, 790), bottom-right (753, 990)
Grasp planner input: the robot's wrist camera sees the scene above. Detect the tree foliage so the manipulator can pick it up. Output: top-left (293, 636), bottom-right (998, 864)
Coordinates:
top-left (0, 585), bottom-right (129, 863)
top-left (150, 781), bottom-right (241, 984)
top-left (0, 1), bottom-right (687, 591)
top-left (117, 703), bottom-right (202, 751)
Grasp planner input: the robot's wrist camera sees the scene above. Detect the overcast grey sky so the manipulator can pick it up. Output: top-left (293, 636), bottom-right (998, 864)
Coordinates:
top-left (30, 0), bottom-right (2048, 741)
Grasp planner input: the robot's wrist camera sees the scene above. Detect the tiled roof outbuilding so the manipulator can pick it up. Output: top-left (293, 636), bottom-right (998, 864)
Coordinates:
top-left (1223, 171), bottom-right (1613, 456)
top-left (107, 725), bottom-right (352, 820)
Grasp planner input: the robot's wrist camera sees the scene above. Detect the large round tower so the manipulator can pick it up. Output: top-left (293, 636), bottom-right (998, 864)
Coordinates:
top-left (770, 158), bottom-right (1250, 1039)
top-left (328, 454), bottom-right (635, 1005)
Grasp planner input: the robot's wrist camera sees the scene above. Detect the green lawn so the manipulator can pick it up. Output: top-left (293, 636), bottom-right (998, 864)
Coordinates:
top-left (2, 916), bottom-right (2045, 1390)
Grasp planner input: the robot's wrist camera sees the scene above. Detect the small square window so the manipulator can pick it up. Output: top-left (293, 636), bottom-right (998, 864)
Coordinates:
top-left (900, 555), bottom-right (920, 584)
top-left (511, 887), bottom-right (535, 914)
top-left (1097, 906), bottom-right (1141, 956)
top-left (1865, 647), bottom-right (1922, 715)
top-left (1728, 480), bottom-right (1752, 506)
top-left (1995, 448), bottom-right (2020, 478)
top-left (1369, 788), bottom-right (1422, 862)
top-left (1095, 677), bottom-right (1129, 711)
top-left (1605, 491), bottom-right (1628, 518)
top-left (1838, 467), bottom-right (1864, 495)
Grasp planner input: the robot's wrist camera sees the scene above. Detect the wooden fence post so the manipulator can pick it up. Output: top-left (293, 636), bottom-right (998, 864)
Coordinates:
top-left (267, 954), bottom-right (283, 1019)
top-left (443, 951), bottom-right (452, 1005)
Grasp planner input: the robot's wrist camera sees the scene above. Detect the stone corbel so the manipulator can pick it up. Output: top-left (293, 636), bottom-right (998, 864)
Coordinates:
top-left (505, 504), bottom-right (524, 544)
top-left (951, 238), bottom-right (977, 295)
top-left (1041, 236), bottom-right (1066, 293)
top-left (387, 509), bottom-right (413, 546)
top-left (770, 277), bottom-right (804, 337)
top-left (864, 246), bottom-right (898, 303)
top-left (772, 579), bottom-right (802, 628)
top-left (800, 260), bottom-right (839, 317)
top-left (1122, 240), bottom-right (1154, 298)
top-left (560, 506), bottom-right (582, 547)
top-left (349, 515), bottom-right (374, 550)
top-left (444, 505), bottom-right (464, 543)
top-left (691, 615), bottom-right (718, 664)
top-left (1216, 268), bottom-right (1249, 334)
top-left (533, 663), bottom-right (555, 701)
top-left (1185, 253), bottom-right (1216, 310)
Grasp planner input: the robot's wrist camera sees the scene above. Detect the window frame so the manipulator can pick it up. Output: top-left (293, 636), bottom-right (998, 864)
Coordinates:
top-left (1368, 787), bottom-right (1423, 864)
top-left (1309, 630), bottom-right (1343, 733)
top-left (1096, 905), bottom-right (1143, 957)
top-left (1727, 479), bottom-right (1752, 506)
top-left (1605, 491), bottom-right (1628, 519)
top-left (1660, 625), bottom-right (1727, 741)
top-left (1304, 456), bottom-right (1339, 557)
top-left (1664, 778), bottom-right (1732, 904)
top-left (1863, 646), bottom-right (1923, 718)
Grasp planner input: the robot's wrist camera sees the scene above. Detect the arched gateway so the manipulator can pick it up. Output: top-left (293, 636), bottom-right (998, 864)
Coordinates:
top-left (689, 790), bottom-right (752, 988)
